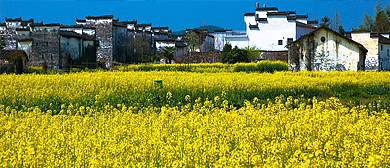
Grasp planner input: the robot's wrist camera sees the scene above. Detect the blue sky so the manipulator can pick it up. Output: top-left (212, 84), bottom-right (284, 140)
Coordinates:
top-left (0, 0), bottom-right (386, 32)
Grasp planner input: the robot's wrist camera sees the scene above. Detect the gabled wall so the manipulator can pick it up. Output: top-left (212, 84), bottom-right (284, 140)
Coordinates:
top-left (289, 28), bottom-right (365, 71)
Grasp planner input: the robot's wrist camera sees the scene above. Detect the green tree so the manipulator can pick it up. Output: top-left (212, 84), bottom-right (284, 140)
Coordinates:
top-left (320, 16), bottom-right (331, 27)
top-left (221, 44), bottom-right (249, 64)
top-left (358, 14), bottom-right (374, 30)
top-left (358, 1), bottom-right (390, 31)
top-left (158, 46), bottom-right (176, 64)
top-left (243, 46), bottom-right (261, 62)
top-left (184, 30), bottom-right (199, 53)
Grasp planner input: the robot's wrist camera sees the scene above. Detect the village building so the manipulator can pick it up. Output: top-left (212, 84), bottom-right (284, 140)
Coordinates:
top-left (226, 3), bottom-right (318, 62)
top-left (345, 30), bottom-right (390, 71)
top-left (287, 27), bottom-right (367, 71)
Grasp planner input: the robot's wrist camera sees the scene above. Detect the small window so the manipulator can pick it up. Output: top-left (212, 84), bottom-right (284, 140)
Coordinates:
top-left (287, 38), bottom-right (293, 43)
top-left (41, 54), bottom-right (44, 60)
top-left (36, 42), bottom-right (39, 46)
top-left (321, 36), bottom-right (326, 42)
top-left (51, 54), bottom-right (53, 60)
top-left (387, 49), bottom-right (389, 56)
top-left (278, 40), bottom-right (283, 45)
top-left (381, 45), bottom-right (383, 51)
top-left (46, 42), bottom-right (49, 46)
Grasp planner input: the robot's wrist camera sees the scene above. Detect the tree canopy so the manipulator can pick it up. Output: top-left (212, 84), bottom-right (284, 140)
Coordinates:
top-left (358, 1), bottom-right (390, 31)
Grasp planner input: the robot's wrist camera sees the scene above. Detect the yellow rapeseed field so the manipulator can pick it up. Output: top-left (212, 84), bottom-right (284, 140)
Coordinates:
top-left (1, 70), bottom-right (390, 166)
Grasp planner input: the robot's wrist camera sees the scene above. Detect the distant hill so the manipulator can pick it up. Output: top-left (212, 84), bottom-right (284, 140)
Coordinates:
top-left (172, 25), bottom-right (226, 35)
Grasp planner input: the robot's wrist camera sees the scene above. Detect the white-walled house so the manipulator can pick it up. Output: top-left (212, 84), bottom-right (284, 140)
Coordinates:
top-left (346, 30), bottom-right (390, 71)
top-left (227, 3), bottom-right (317, 52)
top-left (288, 27), bottom-right (367, 71)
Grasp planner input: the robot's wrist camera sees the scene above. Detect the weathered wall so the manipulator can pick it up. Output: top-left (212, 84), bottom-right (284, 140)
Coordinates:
top-left (290, 29), bottom-right (364, 71)
top-left (5, 21), bottom-right (21, 50)
top-left (260, 51), bottom-right (288, 62)
top-left (86, 18), bottom-right (113, 68)
top-left (60, 36), bottom-right (82, 67)
top-left (17, 41), bottom-right (32, 63)
top-left (351, 32), bottom-right (378, 71)
top-left (30, 26), bottom-right (60, 69)
top-left (113, 25), bottom-right (128, 63)
top-left (225, 36), bottom-right (249, 49)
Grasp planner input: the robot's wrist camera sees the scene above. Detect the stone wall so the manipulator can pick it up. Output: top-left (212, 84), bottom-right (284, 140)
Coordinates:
top-left (86, 16), bottom-right (113, 68)
top-left (30, 25), bottom-right (61, 69)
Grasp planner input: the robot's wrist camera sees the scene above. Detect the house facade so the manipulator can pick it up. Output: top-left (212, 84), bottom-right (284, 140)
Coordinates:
top-left (346, 30), bottom-right (390, 71)
top-left (228, 3), bottom-right (317, 50)
top-left (288, 27), bottom-right (367, 71)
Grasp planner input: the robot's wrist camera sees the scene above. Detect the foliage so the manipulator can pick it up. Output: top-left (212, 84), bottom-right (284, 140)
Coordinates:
top-left (0, 95), bottom-right (389, 167)
top-left (112, 61), bottom-right (288, 73)
top-left (320, 16), bottom-right (331, 27)
top-left (243, 46), bottom-right (261, 62)
top-left (183, 30), bottom-right (199, 53)
top-left (358, 2), bottom-right (390, 32)
top-left (158, 46), bottom-right (176, 64)
top-left (221, 44), bottom-right (249, 63)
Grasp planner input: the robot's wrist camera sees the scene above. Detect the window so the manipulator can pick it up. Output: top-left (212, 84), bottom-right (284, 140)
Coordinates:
top-left (46, 42), bottom-right (49, 46)
top-left (41, 54), bottom-right (44, 60)
top-left (36, 42), bottom-right (38, 46)
top-left (381, 45), bottom-right (383, 51)
top-left (387, 49), bottom-right (389, 56)
top-left (321, 36), bottom-right (326, 42)
top-left (287, 38), bottom-right (293, 43)
top-left (278, 40), bottom-right (283, 45)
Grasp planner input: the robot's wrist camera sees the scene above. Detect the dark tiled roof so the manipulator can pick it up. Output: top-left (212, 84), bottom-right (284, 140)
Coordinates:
top-left (83, 27), bottom-right (96, 29)
top-left (351, 29), bottom-right (371, 33)
top-left (16, 28), bottom-right (30, 31)
top-left (86, 15), bottom-right (114, 19)
top-left (60, 31), bottom-right (82, 38)
top-left (291, 26), bottom-right (368, 53)
top-left (307, 20), bottom-right (318, 24)
top-left (5, 17), bottom-right (22, 22)
top-left (31, 23), bottom-right (60, 27)
top-left (113, 22), bottom-right (127, 27)
top-left (296, 14), bottom-right (308, 19)
top-left (0, 23), bottom-right (5, 26)
top-left (379, 35), bottom-right (390, 44)
top-left (76, 19), bottom-right (86, 22)
top-left (267, 12), bottom-right (289, 16)
top-left (136, 23), bottom-right (152, 27)
top-left (244, 13), bottom-right (255, 16)
top-left (83, 33), bottom-right (96, 41)
top-left (296, 21), bottom-right (316, 29)
top-left (60, 25), bottom-right (83, 28)
top-left (249, 24), bottom-right (259, 28)
top-left (257, 18), bottom-right (267, 22)
top-left (175, 41), bottom-right (187, 47)
top-left (256, 7), bottom-right (278, 11)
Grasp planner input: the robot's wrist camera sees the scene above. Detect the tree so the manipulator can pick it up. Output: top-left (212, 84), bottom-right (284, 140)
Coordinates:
top-left (183, 30), bottom-right (199, 53)
top-left (358, 1), bottom-right (390, 32)
top-left (132, 36), bottom-right (151, 63)
top-left (221, 44), bottom-right (249, 64)
top-left (243, 46), bottom-right (261, 62)
top-left (158, 46), bottom-right (176, 64)
top-left (320, 16), bottom-right (331, 28)
top-left (358, 14), bottom-right (374, 30)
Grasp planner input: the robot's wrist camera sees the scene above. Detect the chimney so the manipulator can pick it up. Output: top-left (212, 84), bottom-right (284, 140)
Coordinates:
top-left (256, 3), bottom-right (259, 9)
